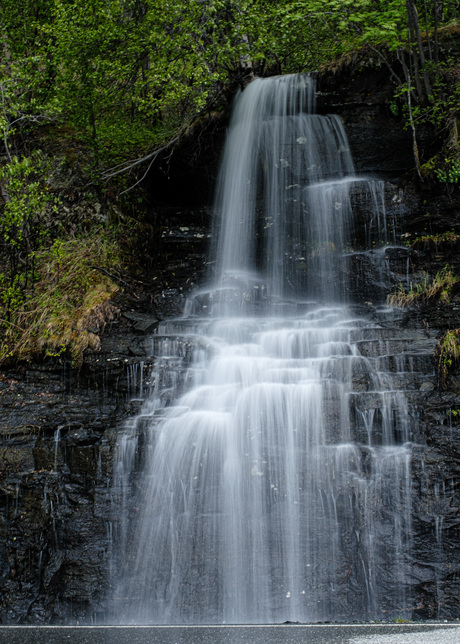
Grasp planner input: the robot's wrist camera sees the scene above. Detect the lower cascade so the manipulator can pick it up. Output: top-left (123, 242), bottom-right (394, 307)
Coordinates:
top-left (111, 74), bottom-right (417, 624)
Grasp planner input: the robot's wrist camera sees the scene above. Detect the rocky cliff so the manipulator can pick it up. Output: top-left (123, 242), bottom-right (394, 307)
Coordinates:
top-left (1, 62), bottom-right (460, 624)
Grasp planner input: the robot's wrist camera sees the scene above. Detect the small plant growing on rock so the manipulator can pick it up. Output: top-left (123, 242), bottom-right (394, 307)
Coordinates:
top-left (387, 265), bottom-right (460, 307)
top-left (447, 408), bottom-right (460, 425)
top-left (411, 231), bottom-right (460, 252)
top-left (393, 616), bottom-right (409, 623)
top-left (435, 329), bottom-right (460, 389)
top-left (436, 157), bottom-right (460, 184)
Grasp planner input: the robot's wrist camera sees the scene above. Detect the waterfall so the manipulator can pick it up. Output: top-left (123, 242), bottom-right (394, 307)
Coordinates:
top-left (111, 74), bottom-right (413, 624)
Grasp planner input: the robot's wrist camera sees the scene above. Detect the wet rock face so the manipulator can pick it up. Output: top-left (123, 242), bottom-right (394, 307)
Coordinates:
top-left (0, 298), bottom-right (166, 624)
top-left (1, 66), bottom-right (460, 624)
top-left (0, 237), bottom-right (208, 624)
top-left (316, 64), bottom-right (439, 178)
top-left (0, 350), bottom-right (132, 623)
top-left (410, 384), bottom-right (460, 619)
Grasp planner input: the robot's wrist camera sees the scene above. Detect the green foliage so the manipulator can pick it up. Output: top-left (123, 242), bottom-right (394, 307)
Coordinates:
top-left (1, 0), bottom-right (460, 368)
top-left (0, 152), bottom-right (61, 320)
top-left (393, 616), bottom-right (409, 623)
top-left (44, 0), bottom-right (251, 165)
top-left (1, 0), bottom-right (459, 181)
top-left (387, 265), bottom-right (460, 307)
top-left (239, 0), bottom-right (340, 73)
top-left (436, 157), bottom-right (460, 183)
top-left (1, 154), bottom-right (59, 241)
top-left (447, 408), bottom-right (460, 424)
top-left (411, 230), bottom-right (460, 250)
top-left (0, 146), bottom-right (123, 367)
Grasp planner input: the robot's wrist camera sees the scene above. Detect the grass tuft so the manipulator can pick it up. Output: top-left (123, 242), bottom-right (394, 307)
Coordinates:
top-left (435, 329), bottom-right (460, 388)
top-left (0, 236), bottom-right (120, 366)
top-left (387, 265), bottom-right (460, 307)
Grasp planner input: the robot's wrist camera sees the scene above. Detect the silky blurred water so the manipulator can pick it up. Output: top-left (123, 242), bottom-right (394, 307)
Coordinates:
top-left (111, 75), bottom-right (413, 625)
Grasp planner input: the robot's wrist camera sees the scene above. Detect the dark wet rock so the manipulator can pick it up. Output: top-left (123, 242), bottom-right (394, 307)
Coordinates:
top-left (121, 312), bottom-right (159, 334)
top-left (316, 63), bottom-right (439, 179)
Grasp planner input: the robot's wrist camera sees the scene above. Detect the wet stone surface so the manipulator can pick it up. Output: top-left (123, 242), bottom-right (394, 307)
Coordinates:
top-left (2, 624), bottom-right (460, 644)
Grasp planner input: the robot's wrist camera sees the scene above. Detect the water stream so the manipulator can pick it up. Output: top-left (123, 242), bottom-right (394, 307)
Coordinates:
top-left (111, 74), bottom-right (413, 624)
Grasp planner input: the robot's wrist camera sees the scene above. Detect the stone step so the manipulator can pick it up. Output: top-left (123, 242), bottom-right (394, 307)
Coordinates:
top-left (375, 353), bottom-right (434, 374)
top-left (349, 326), bottom-right (433, 342)
top-left (349, 390), bottom-right (410, 412)
top-left (355, 337), bottom-right (437, 357)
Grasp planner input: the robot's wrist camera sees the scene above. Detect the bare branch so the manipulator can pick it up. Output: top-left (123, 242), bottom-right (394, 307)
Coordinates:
top-left (0, 82), bottom-right (54, 163)
top-left (99, 135), bottom-right (180, 182)
top-left (406, 76), bottom-right (423, 180)
top-left (117, 152), bottom-right (159, 197)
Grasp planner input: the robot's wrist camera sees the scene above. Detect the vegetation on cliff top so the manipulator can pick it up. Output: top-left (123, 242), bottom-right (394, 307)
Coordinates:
top-left (0, 236), bottom-right (121, 366)
top-left (1, 0), bottom-right (460, 364)
top-left (1, 0), bottom-right (459, 172)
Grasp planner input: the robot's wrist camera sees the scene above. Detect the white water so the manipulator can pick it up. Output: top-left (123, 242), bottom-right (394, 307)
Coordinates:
top-left (112, 75), bottom-right (412, 624)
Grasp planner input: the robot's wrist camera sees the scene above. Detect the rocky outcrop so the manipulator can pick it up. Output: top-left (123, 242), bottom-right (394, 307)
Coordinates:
top-left (0, 320), bottom-right (148, 623)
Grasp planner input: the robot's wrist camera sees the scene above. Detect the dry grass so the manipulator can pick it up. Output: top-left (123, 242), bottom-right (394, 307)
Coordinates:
top-left (0, 237), bottom-right (120, 366)
top-left (435, 328), bottom-right (460, 388)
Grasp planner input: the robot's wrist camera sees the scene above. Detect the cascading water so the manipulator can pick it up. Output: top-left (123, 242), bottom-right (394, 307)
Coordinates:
top-left (111, 74), bottom-right (413, 624)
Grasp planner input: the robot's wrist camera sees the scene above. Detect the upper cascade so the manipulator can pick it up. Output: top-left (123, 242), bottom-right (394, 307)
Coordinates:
top-left (204, 73), bottom-right (386, 311)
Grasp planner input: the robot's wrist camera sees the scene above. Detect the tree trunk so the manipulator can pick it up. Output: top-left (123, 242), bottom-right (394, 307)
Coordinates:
top-left (406, 0), bottom-right (432, 99)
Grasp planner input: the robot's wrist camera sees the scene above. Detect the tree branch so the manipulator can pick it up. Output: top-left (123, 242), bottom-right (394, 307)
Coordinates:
top-left (99, 135), bottom-right (180, 182)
